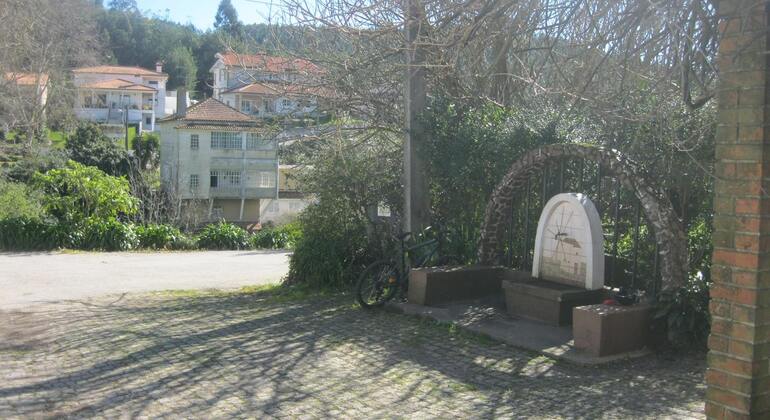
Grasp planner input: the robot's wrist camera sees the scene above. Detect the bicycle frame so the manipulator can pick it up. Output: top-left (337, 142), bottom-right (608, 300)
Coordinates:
top-left (396, 235), bottom-right (439, 284)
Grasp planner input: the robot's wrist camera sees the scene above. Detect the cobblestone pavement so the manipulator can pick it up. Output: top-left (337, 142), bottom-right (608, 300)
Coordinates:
top-left (0, 290), bottom-right (706, 419)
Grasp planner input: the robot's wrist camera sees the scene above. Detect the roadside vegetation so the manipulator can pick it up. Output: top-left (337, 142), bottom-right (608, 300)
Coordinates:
top-left (0, 0), bottom-right (718, 348)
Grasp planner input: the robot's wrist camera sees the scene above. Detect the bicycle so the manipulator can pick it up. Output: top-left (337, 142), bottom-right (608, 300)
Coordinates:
top-left (355, 228), bottom-right (462, 308)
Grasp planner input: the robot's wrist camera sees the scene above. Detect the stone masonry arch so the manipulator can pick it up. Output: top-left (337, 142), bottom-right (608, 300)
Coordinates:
top-left (477, 143), bottom-right (688, 292)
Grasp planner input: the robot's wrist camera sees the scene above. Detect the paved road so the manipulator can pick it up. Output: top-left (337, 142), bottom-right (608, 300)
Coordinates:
top-left (0, 291), bottom-right (706, 418)
top-left (0, 251), bottom-right (290, 309)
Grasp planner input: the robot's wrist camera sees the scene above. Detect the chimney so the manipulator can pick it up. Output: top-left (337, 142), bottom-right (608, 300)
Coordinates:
top-left (176, 87), bottom-right (187, 117)
top-left (155, 61), bottom-right (163, 73)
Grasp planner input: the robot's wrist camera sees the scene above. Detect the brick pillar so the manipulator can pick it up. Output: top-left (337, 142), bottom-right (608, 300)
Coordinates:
top-left (707, 1), bottom-right (770, 418)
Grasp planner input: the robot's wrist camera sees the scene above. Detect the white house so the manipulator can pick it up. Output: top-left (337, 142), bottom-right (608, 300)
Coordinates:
top-left (3, 72), bottom-right (49, 107)
top-left (72, 63), bottom-right (168, 135)
top-left (159, 97), bottom-right (279, 224)
top-left (209, 51), bottom-right (327, 119)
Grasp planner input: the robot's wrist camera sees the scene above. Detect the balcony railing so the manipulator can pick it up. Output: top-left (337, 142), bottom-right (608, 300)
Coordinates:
top-left (209, 186), bottom-right (277, 199)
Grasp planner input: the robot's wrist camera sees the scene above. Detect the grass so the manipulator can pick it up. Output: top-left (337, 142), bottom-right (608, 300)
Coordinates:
top-left (152, 283), bottom-right (339, 304)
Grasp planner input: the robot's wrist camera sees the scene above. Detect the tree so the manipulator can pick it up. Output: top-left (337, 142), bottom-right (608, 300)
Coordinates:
top-left (108, 0), bottom-right (137, 12)
top-left (65, 124), bottom-right (130, 177)
top-left (33, 160), bottom-right (138, 223)
top-left (214, 0), bottom-right (242, 37)
top-left (0, 0), bottom-right (100, 143)
top-left (132, 132), bottom-right (160, 170)
top-left (164, 47), bottom-right (197, 91)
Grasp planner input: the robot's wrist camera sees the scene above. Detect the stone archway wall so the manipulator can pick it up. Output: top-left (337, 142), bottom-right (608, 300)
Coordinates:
top-left (477, 143), bottom-right (688, 292)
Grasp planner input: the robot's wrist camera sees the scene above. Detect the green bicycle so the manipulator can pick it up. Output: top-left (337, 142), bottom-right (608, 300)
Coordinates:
top-left (355, 229), bottom-right (461, 308)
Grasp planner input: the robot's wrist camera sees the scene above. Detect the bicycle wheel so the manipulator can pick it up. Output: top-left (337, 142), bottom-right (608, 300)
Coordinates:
top-left (355, 259), bottom-right (399, 309)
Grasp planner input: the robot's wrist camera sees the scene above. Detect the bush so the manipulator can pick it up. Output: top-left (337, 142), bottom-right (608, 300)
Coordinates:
top-left (196, 221), bottom-right (250, 250)
top-left (251, 221), bottom-right (303, 249)
top-left (80, 218), bottom-right (138, 251)
top-left (653, 275), bottom-right (711, 349)
top-left (33, 161), bottom-right (138, 224)
top-left (0, 180), bottom-right (43, 220)
top-left (287, 202), bottom-right (373, 288)
top-left (136, 224), bottom-right (184, 249)
top-left (170, 234), bottom-right (198, 250)
top-left (0, 217), bottom-right (67, 250)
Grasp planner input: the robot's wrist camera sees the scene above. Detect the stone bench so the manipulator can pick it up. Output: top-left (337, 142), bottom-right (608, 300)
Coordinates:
top-left (572, 303), bottom-right (652, 357)
top-left (502, 275), bottom-right (605, 326)
top-left (407, 265), bottom-right (504, 306)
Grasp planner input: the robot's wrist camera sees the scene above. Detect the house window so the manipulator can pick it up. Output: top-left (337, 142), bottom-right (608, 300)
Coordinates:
top-left (282, 99), bottom-right (291, 107)
top-left (266, 201), bottom-right (279, 213)
top-left (259, 171), bottom-right (276, 188)
top-left (211, 132), bottom-right (242, 149)
top-left (96, 94), bottom-right (107, 108)
top-left (262, 99), bottom-right (270, 112)
top-left (224, 170), bottom-right (241, 186)
top-left (190, 134), bottom-right (199, 150)
top-left (189, 174), bottom-right (199, 191)
top-left (246, 133), bottom-right (272, 150)
top-left (210, 171), bottom-right (219, 188)
top-left (82, 93), bottom-right (93, 108)
top-left (210, 170), bottom-right (241, 188)
top-left (240, 100), bottom-right (252, 113)
top-left (145, 116), bottom-right (152, 125)
top-left (149, 80), bottom-right (158, 86)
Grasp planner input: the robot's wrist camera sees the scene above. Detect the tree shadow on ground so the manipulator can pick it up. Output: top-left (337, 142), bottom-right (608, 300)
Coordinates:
top-left (0, 289), bottom-right (706, 418)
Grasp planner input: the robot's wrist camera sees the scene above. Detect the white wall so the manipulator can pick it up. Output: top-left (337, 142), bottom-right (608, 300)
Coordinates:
top-left (259, 198), bottom-right (311, 224)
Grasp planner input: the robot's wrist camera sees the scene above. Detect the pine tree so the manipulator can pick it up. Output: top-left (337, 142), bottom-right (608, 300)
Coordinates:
top-left (214, 0), bottom-right (242, 37)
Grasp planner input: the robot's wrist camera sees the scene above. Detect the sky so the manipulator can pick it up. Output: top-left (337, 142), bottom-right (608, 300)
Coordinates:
top-left (134, 0), bottom-right (283, 30)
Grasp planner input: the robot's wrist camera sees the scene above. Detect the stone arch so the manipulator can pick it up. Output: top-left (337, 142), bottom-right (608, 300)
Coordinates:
top-left (477, 143), bottom-right (688, 292)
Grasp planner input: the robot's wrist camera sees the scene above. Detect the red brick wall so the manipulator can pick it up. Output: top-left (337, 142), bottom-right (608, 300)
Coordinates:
top-left (708, 1), bottom-right (770, 418)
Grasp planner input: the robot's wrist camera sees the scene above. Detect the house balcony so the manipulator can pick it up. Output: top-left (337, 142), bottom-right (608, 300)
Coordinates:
top-left (76, 107), bottom-right (148, 125)
top-left (209, 187), bottom-right (276, 199)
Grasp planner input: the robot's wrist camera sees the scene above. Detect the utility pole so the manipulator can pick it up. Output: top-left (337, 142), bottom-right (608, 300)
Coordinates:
top-left (124, 105), bottom-right (129, 150)
top-left (403, 0), bottom-right (430, 234)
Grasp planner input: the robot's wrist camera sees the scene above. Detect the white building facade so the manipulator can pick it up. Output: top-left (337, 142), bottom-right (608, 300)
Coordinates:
top-left (159, 98), bottom-right (279, 224)
top-left (72, 64), bottom-right (168, 135)
top-left (210, 52), bottom-right (325, 119)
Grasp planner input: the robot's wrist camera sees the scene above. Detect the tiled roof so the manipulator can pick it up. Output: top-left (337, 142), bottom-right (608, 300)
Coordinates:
top-left (160, 98), bottom-right (256, 124)
top-left (80, 78), bottom-right (156, 92)
top-left (223, 81), bottom-right (331, 97)
top-left (72, 65), bottom-right (167, 77)
top-left (217, 52), bottom-right (322, 74)
top-left (4, 72), bottom-right (48, 86)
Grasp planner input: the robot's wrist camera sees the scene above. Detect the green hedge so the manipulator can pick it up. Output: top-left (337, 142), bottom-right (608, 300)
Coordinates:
top-left (0, 218), bottom-right (300, 252)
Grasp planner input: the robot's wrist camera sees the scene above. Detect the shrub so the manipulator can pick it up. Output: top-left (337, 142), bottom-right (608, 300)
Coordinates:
top-left (0, 217), bottom-right (65, 250)
top-left (653, 275), bottom-right (711, 349)
top-left (0, 180), bottom-right (43, 220)
top-left (196, 221), bottom-right (250, 250)
top-left (287, 202), bottom-right (373, 288)
top-left (251, 221), bottom-right (303, 249)
top-left (33, 161), bottom-right (138, 224)
top-left (136, 224), bottom-right (184, 249)
top-left (65, 123), bottom-right (130, 177)
top-left (170, 234), bottom-right (197, 250)
top-left (80, 218), bottom-right (138, 251)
